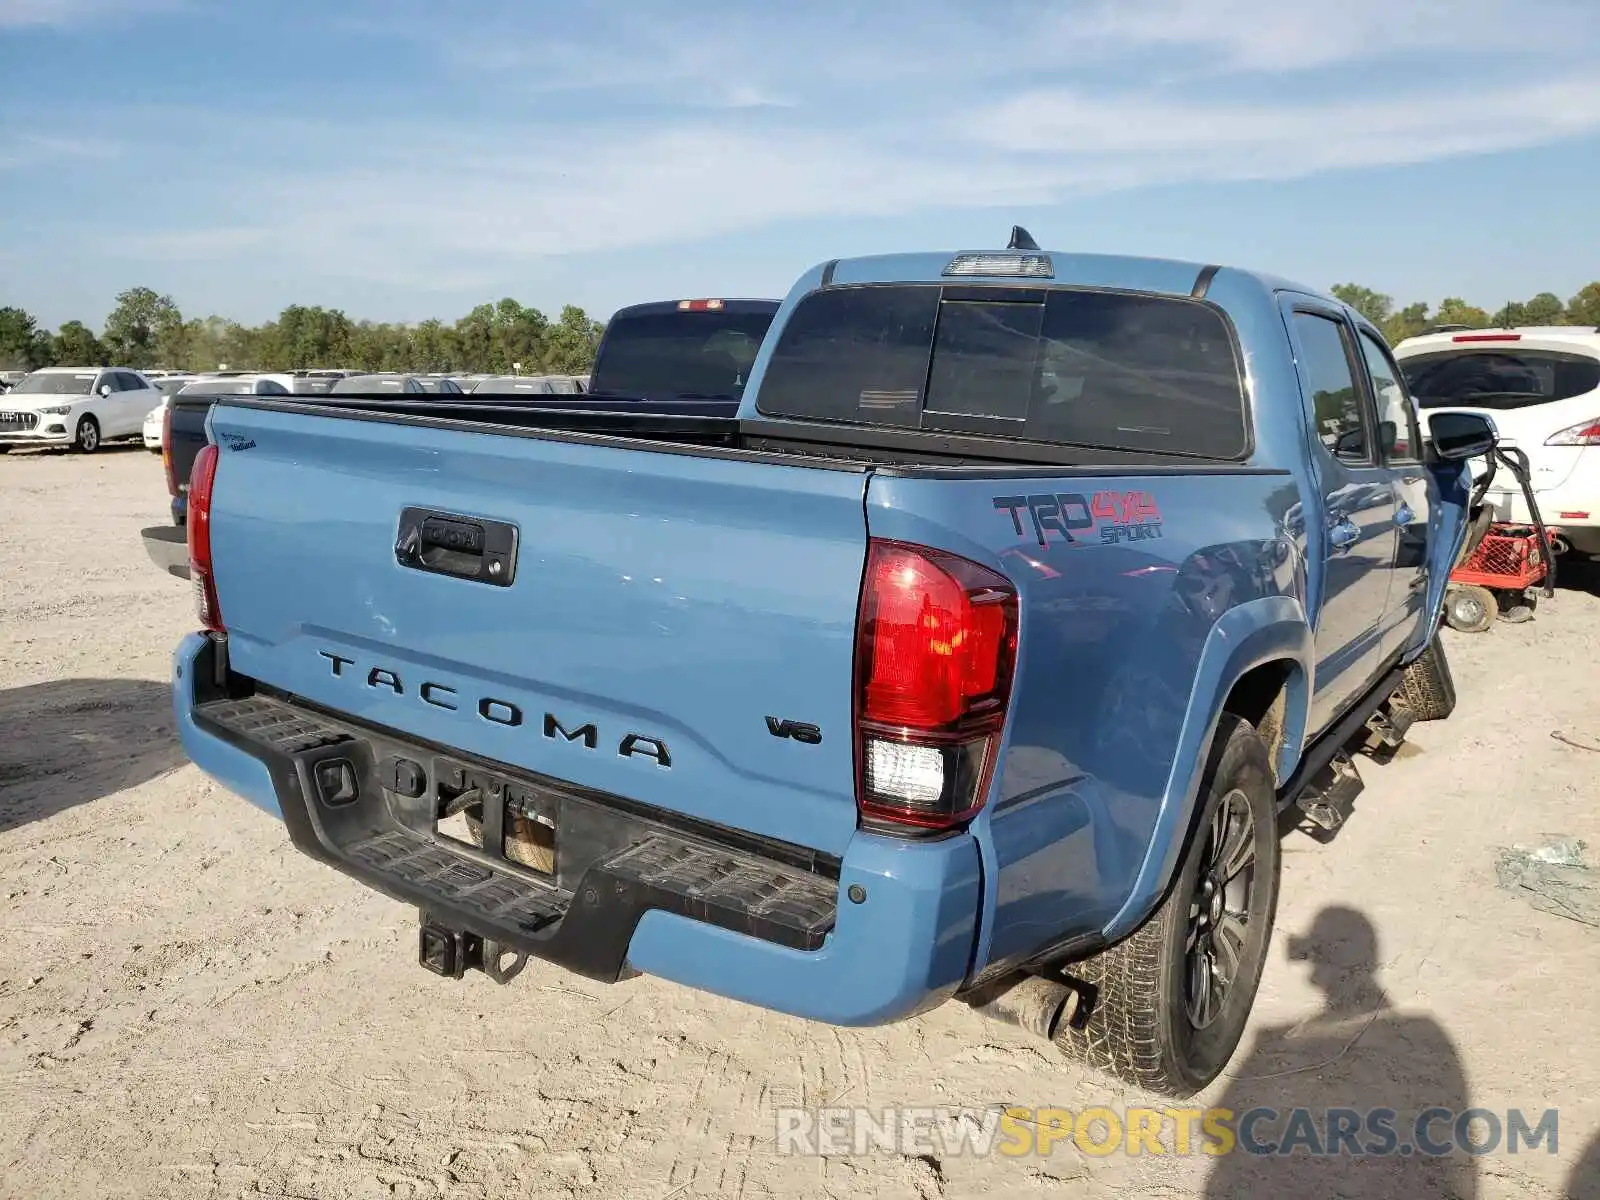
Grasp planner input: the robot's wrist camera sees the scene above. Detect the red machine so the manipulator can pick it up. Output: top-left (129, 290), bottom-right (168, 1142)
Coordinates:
top-left (1443, 446), bottom-right (1556, 633)
top-left (1445, 522), bottom-right (1548, 631)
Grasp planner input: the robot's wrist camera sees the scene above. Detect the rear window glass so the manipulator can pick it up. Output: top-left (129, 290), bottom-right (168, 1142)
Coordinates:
top-left (1401, 349), bottom-right (1600, 410)
top-left (589, 310), bottom-right (775, 401)
top-left (755, 285), bottom-right (1246, 458)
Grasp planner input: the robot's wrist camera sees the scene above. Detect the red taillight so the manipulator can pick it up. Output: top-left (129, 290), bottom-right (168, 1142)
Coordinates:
top-left (854, 539), bottom-right (1018, 832)
top-left (1545, 419), bottom-right (1600, 447)
top-left (187, 443), bottom-right (223, 632)
top-left (1452, 333), bottom-right (1521, 342)
top-left (161, 405), bottom-right (178, 496)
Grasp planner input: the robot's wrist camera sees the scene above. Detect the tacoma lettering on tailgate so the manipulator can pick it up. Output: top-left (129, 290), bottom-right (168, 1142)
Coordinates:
top-left (317, 650), bottom-right (672, 767)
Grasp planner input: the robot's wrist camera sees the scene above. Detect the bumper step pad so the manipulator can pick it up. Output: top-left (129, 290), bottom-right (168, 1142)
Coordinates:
top-left (193, 690), bottom-right (839, 977)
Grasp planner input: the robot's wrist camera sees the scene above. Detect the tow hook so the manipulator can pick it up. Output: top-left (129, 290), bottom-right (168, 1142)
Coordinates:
top-left (418, 911), bottom-right (528, 984)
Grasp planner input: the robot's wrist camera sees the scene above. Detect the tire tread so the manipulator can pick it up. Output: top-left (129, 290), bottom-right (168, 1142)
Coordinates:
top-left (1053, 714), bottom-right (1278, 1097)
top-left (1400, 635), bottom-right (1456, 721)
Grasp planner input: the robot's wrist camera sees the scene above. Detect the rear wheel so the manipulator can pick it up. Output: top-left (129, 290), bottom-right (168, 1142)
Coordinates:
top-left (73, 416), bottom-right (101, 453)
top-left (1444, 584), bottom-right (1495, 633)
top-left (1399, 634), bottom-right (1456, 721)
top-left (1053, 714), bottom-right (1280, 1098)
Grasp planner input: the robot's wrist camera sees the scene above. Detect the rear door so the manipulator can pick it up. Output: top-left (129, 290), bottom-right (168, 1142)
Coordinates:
top-left (1284, 304), bottom-right (1398, 733)
top-left (1355, 330), bottom-right (1434, 661)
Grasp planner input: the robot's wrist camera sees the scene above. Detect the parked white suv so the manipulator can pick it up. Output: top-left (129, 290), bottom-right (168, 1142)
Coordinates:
top-left (0, 366), bottom-right (161, 453)
top-left (1394, 327), bottom-right (1600, 558)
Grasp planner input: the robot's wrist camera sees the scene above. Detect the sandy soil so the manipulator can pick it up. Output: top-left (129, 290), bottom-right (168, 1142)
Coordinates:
top-left (2, 445), bottom-right (1598, 1199)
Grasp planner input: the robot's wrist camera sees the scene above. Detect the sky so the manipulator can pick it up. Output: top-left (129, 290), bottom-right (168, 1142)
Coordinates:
top-left (2, 0), bottom-right (1599, 329)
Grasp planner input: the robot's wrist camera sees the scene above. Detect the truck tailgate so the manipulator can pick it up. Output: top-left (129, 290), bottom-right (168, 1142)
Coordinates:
top-left (205, 403), bottom-right (871, 857)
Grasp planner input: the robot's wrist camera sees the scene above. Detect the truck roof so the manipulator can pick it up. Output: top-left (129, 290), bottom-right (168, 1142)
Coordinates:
top-left (814, 248), bottom-right (1325, 304)
top-left (609, 298), bottom-right (781, 319)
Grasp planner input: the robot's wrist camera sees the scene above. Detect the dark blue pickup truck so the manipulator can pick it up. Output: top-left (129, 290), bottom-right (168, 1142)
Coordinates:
top-left (170, 235), bottom-right (1494, 1096)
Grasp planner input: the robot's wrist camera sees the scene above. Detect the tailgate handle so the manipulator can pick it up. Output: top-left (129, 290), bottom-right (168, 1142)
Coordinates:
top-left (396, 507), bottom-right (518, 587)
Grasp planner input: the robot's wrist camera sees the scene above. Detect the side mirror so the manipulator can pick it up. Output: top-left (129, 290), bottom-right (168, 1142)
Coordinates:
top-left (1427, 411), bottom-right (1498, 461)
top-left (98, 383), bottom-right (113, 397)
top-left (1333, 427), bottom-right (1364, 456)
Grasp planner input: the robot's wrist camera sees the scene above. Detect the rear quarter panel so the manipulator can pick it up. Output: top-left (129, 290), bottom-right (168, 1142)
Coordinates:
top-left (866, 468), bottom-right (1306, 979)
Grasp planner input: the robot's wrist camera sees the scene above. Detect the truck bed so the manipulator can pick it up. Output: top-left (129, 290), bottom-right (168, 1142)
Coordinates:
top-left (211, 393), bottom-right (1283, 474)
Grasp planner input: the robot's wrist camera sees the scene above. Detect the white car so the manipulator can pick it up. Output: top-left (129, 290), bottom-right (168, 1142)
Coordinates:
top-left (143, 375), bottom-right (200, 451)
top-left (142, 402), bottom-right (164, 451)
top-left (0, 366), bottom-right (162, 453)
top-left (1394, 327), bottom-right (1600, 559)
top-left (175, 374), bottom-right (293, 398)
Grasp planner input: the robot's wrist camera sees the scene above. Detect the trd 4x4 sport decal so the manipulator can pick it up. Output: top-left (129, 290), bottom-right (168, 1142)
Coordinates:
top-left (993, 491), bottom-right (1164, 548)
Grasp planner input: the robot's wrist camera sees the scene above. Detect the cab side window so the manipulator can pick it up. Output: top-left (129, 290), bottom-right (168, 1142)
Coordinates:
top-left (1292, 312), bottom-right (1372, 465)
top-left (1358, 332), bottom-right (1422, 462)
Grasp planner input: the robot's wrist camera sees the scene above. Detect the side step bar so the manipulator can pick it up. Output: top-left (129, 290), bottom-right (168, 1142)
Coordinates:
top-left (1294, 751), bottom-right (1364, 837)
top-left (1361, 697), bottom-right (1414, 764)
top-left (1276, 662), bottom-right (1405, 815)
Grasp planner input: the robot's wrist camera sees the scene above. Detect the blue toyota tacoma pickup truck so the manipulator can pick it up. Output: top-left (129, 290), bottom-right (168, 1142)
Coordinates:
top-left (170, 232), bottom-right (1495, 1096)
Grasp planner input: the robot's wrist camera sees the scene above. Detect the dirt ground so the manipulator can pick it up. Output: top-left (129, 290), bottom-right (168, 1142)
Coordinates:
top-left (2, 445), bottom-right (1599, 1200)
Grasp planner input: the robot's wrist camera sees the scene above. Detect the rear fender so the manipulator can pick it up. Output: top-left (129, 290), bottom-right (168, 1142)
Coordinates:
top-left (1101, 595), bottom-right (1312, 943)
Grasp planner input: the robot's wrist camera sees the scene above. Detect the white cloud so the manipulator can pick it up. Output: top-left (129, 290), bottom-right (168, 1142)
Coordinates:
top-left (1063, 0), bottom-right (1574, 71)
top-left (0, 0), bottom-right (180, 28)
top-left (963, 77), bottom-right (1600, 175)
top-left (114, 56), bottom-right (1600, 287)
top-left (18, 0), bottom-right (1600, 299)
top-left (0, 132), bottom-right (120, 169)
top-left (208, 125), bottom-right (1060, 271)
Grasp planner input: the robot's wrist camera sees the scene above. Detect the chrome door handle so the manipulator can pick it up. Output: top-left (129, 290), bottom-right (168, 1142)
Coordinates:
top-left (1329, 518), bottom-right (1359, 554)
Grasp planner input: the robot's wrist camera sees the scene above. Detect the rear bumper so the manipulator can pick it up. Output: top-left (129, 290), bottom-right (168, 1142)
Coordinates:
top-left (1485, 483), bottom-right (1600, 556)
top-left (1485, 482), bottom-right (1597, 528)
top-left (141, 524), bottom-right (190, 579)
top-left (172, 632), bottom-right (981, 1024)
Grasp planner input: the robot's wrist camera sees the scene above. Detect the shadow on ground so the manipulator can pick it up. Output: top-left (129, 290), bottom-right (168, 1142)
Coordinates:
top-left (1553, 557), bottom-right (1600, 597)
top-left (1205, 906), bottom-right (1481, 1198)
top-left (0, 442), bottom-right (149, 457)
top-left (1571, 1130), bottom-right (1600, 1199)
top-left (0, 678), bottom-right (185, 832)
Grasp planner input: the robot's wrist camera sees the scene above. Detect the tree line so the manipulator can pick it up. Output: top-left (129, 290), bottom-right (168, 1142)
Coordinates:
top-left (1329, 282), bottom-right (1600, 345)
top-left (0, 288), bottom-right (605, 376)
top-left (4, 279), bottom-right (1599, 379)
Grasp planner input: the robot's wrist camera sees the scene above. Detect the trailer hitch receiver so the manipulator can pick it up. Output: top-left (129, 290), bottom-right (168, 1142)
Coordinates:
top-left (418, 912), bottom-right (528, 984)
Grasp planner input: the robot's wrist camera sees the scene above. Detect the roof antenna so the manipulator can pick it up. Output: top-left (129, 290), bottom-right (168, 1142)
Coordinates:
top-left (1007, 225), bottom-right (1040, 251)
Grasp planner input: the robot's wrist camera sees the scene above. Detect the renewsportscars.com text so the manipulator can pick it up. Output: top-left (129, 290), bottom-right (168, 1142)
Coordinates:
top-left (774, 1105), bottom-right (1560, 1159)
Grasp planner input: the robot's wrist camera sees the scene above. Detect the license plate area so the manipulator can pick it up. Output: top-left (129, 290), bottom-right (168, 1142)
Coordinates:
top-left (432, 759), bottom-right (558, 877)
